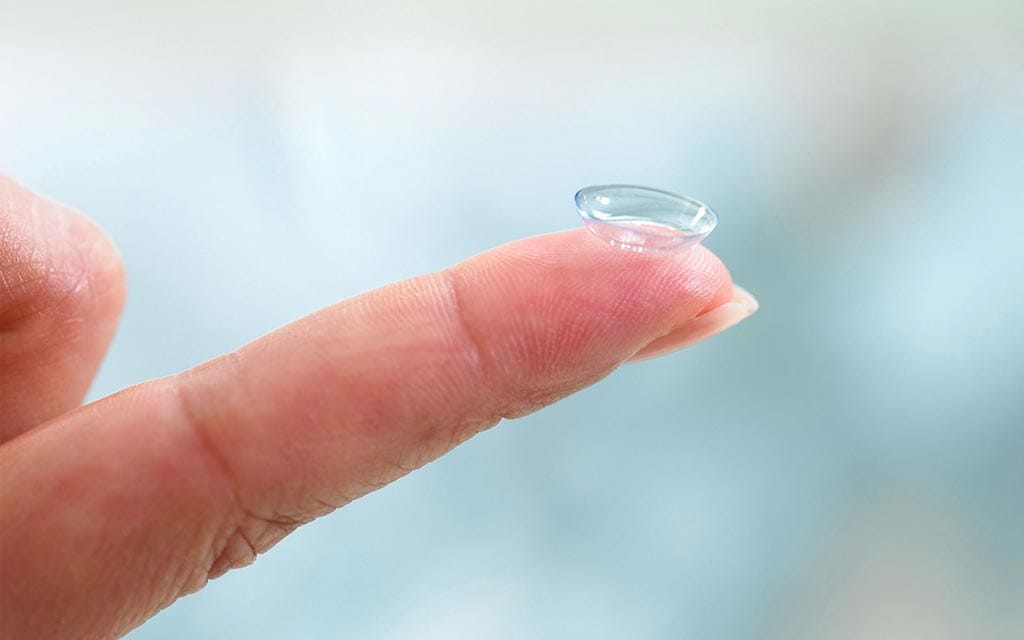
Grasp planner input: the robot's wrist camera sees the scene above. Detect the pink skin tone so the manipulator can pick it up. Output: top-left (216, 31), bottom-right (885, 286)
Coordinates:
top-left (0, 175), bottom-right (755, 639)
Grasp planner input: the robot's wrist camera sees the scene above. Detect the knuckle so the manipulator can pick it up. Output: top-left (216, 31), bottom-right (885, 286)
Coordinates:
top-left (169, 372), bottom-right (333, 584)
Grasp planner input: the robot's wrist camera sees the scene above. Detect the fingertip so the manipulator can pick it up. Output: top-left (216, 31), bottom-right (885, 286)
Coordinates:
top-left (628, 282), bottom-right (759, 361)
top-left (448, 229), bottom-right (734, 390)
top-left (0, 176), bottom-right (126, 328)
top-left (0, 176), bottom-right (127, 441)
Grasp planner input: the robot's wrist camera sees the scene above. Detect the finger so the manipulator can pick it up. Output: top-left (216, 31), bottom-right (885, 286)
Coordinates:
top-left (0, 229), bottom-right (739, 639)
top-left (628, 284), bottom-right (758, 361)
top-left (0, 175), bottom-right (126, 441)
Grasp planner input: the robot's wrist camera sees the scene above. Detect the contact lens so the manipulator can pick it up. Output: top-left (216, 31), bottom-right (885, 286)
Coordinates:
top-left (574, 185), bottom-right (718, 253)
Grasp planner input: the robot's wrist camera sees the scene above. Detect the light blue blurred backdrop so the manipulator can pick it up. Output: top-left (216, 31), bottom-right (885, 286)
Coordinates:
top-left (3, 1), bottom-right (1023, 637)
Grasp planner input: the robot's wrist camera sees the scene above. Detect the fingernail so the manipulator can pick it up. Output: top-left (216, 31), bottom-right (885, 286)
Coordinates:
top-left (629, 285), bottom-right (759, 361)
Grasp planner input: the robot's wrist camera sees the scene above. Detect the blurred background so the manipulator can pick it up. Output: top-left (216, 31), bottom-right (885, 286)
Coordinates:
top-left (3, 1), bottom-right (1023, 637)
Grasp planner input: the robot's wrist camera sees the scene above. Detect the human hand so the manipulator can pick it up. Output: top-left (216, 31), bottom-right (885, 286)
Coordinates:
top-left (0, 175), bottom-right (757, 638)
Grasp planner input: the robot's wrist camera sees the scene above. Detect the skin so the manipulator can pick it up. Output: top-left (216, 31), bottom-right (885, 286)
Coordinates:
top-left (0, 174), bottom-right (756, 639)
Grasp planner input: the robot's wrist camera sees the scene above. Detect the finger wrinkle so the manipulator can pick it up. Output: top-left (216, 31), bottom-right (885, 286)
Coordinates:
top-left (169, 363), bottom-right (319, 583)
top-left (438, 268), bottom-right (500, 421)
top-left (166, 373), bottom-right (254, 583)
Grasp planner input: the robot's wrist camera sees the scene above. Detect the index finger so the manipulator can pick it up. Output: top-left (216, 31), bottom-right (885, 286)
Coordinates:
top-left (0, 229), bottom-right (738, 639)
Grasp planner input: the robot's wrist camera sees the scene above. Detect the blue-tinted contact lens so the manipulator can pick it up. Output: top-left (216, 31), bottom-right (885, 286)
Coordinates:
top-left (574, 185), bottom-right (718, 253)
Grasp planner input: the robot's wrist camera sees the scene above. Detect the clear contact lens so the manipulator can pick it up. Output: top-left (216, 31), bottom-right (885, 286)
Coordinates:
top-left (574, 185), bottom-right (718, 253)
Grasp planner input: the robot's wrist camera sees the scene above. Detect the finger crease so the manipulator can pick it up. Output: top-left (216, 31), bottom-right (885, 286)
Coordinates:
top-left (168, 368), bottom-right (276, 579)
top-left (440, 269), bottom-right (500, 421)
